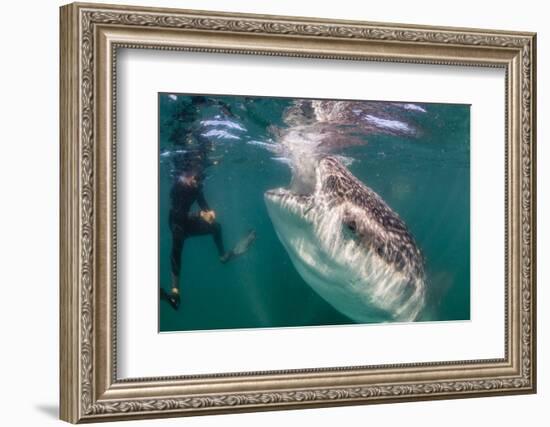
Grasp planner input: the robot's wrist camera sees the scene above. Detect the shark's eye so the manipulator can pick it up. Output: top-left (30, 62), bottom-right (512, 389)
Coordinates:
top-left (342, 219), bottom-right (358, 238)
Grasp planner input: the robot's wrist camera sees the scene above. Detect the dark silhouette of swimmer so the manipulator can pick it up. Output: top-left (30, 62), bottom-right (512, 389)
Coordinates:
top-left (161, 169), bottom-right (256, 310)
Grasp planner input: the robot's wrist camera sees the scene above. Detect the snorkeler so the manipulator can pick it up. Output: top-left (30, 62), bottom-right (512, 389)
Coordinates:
top-left (161, 168), bottom-right (256, 310)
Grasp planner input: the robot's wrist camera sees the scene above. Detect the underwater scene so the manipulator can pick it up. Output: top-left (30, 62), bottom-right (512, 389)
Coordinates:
top-left (158, 93), bottom-right (470, 332)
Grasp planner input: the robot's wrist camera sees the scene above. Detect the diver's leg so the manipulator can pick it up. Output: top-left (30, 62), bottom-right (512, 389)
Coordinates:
top-left (164, 219), bottom-right (184, 309)
top-left (211, 222), bottom-right (227, 259)
top-left (185, 216), bottom-right (230, 262)
top-left (212, 222), bottom-right (256, 263)
top-left (184, 216), bottom-right (255, 263)
top-left (170, 234), bottom-right (184, 290)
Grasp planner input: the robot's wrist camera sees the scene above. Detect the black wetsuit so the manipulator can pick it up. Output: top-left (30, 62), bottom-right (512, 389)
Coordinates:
top-left (169, 179), bottom-right (225, 278)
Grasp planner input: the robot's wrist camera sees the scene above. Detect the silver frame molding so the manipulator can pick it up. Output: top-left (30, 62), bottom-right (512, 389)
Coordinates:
top-left (60, 2), bottom-right (537, 423)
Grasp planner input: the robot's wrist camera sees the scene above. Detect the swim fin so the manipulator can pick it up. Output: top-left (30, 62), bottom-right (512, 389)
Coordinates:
top-left (232, 229), bottom-right (256, 256)
top-left (220, 230), bottom-right (257, 263)
top-left (160, 288), bottom-right (180, 310)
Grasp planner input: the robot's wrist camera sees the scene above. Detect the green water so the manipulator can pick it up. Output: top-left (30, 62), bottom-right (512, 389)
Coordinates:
top-left (158, 94), bottom-right (470, 332)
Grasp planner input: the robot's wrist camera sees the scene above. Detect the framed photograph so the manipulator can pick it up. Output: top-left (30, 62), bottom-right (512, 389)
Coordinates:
top-left (60, 2), bottom-right (537, 423)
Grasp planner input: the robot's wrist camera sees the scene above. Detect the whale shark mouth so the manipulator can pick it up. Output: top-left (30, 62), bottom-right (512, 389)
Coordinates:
top-left (264, 156), bottom-right (426, 323)
top-left (264, 188), bottom-right (313, 218)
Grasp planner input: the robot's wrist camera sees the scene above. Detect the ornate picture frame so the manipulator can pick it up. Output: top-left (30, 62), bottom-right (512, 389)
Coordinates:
top-left (60, 2), bottom-right (536, 423)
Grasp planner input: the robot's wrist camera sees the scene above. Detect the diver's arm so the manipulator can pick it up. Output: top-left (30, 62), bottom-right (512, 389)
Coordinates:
top-left (169, 181), bottom-right (179, 207)
top-left (197, 189), bottom-right (216, 224)
top-left (196, 188), bottom-right (210, 211)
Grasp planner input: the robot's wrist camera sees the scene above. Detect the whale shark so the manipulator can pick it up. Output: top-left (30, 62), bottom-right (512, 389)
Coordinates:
top-left (264, 156), bottom-right (426, 323)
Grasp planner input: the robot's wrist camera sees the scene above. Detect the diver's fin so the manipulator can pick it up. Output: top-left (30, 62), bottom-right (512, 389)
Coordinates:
top-left (160, 288), bottom-right (180, 310)
top-left (232, 229), bottom-right (256, 256)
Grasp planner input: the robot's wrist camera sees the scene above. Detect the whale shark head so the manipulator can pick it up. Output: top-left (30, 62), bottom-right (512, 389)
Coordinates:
top-left (265, 156), bottom-right (426, 323)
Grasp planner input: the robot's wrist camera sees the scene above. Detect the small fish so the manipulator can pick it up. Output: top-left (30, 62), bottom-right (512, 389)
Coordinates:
top-left (201, 129), bottom-right (241, 140)
top-left (363, 115), bottom-right (413, 134)
top-left (160, 149), bottom-right (187, 157)
top-left (402, 103), bottom-right (427, 113)
top-left (200, 119), bottom-right (246, 132)
top-left (247, 140), bottom-right (280, 153)
top-left (271, 157), bottom-right (291, 165)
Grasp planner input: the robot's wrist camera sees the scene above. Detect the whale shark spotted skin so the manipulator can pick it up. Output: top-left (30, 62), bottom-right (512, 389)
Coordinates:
top-left (264, 156), bottom-right (426, 323)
